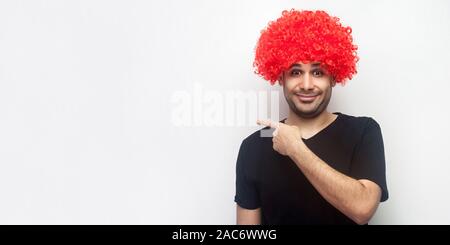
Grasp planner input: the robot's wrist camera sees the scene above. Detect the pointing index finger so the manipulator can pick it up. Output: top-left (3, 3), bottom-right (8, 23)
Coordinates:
top-left (257, 119), bottom-right (279, 129)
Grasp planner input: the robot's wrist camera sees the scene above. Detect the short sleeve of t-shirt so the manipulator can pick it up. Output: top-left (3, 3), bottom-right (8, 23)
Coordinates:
top-left (350, 118), bottom-right (389, 202)
top-left (234, 139), bottom-right (260, 209)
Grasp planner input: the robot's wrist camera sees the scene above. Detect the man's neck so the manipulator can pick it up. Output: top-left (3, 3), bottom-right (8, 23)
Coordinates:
top-left (285, 110), bottom-right (337, 139)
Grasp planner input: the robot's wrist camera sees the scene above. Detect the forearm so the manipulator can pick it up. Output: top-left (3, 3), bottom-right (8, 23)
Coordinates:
top-left (237, 205), bottom-right (261, 225)
top-left (289, 141), bottom-right (379, 224)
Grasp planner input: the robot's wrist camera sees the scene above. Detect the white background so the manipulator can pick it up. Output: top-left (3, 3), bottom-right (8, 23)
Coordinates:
top-left (1, 0), bottom-right (449, 224)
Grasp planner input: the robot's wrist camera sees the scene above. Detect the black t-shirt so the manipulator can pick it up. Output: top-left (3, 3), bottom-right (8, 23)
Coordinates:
top-left (234, 112), bottom-right (388, 225)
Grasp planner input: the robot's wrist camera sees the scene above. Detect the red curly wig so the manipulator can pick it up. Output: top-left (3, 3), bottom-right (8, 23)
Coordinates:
top-left (254, 9), bottom-right (359, 85)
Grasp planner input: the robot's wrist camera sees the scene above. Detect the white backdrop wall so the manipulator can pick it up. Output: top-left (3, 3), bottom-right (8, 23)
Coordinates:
top-left (0, 0), bottom-right (449, 224)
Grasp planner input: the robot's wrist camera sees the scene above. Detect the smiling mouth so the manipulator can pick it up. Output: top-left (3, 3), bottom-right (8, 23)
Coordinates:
top-left (295, 93), bottom-right (319, 103)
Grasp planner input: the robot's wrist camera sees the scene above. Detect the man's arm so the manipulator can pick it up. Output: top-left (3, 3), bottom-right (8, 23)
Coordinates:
top-left (290, 141), bottom-right (381, 225)
top-left (257, 119), bottom-right (382, 225)
top-left (237, 205), bottom-right (261, 225)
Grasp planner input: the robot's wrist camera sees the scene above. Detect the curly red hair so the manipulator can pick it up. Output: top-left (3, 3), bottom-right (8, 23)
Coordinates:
top-left (254, 9), bottom-right (359, 85)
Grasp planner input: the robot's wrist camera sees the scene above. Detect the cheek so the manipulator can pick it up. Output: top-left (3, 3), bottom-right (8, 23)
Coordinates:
top-left (316, 80), bottom-right (332, 93)
top-left (284, 80), bottom-right (297, 90)
top-left (283, 82), bottom-right (297, 95)
top-left (321, 87), bottom-right (332, 100)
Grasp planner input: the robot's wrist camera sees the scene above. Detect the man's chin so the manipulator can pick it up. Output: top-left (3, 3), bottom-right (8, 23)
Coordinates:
top-left (295, 105), bottom-right (317, 114)
top-left (293, 108), bottom-right (321, 118)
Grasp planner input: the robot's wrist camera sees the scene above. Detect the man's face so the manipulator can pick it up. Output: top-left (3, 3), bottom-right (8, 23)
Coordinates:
top-left (281, 62), bottom-right (336, 119)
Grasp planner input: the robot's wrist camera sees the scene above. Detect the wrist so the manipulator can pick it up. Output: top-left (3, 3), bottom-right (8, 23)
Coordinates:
top-left (288, 139), bottom-right (304, 158)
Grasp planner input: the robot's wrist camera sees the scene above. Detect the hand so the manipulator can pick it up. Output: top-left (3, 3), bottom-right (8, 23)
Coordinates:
top-left (257, 119), bottom-right (303, 157)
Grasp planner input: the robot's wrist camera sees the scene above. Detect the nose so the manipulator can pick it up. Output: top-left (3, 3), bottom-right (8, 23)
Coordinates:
top-left (300, 73), bottom-right (314, 91)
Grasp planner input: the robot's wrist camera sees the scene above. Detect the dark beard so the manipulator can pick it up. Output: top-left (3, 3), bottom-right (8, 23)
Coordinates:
top-left (284, 89), bottom-right (332, 119)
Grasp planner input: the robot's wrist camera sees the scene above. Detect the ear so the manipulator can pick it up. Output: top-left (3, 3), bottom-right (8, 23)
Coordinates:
top-left (331, 78), bottom-right (336, 87)
top-left (278, 73), bottom-right (284, 86)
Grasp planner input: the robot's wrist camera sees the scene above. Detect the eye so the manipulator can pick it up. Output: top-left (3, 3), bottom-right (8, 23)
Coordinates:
top-left (312, 69), bottom-right (324, 77)
top-left (290, 69), bottom-right (302, 76)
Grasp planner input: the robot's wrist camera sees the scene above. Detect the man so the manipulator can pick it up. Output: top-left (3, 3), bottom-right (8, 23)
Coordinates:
top-left (234, 10), bottom-right (388, 225)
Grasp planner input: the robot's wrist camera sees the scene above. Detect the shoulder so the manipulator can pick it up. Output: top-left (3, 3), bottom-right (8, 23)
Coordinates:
top-left (333, 113), bottom-right (383, 143)
top-left (337, 113), bottom-right (381, 131)
top-left (236, 127), bottom-right (274, 171)
top-left (241, 127), bottom-right (272, 149)
top-left (238, 124), bottom-right (277, 158)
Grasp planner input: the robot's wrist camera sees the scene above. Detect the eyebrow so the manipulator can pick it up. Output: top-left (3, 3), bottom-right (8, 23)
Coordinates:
top-left (289, 62), bottom-right (322, 68)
